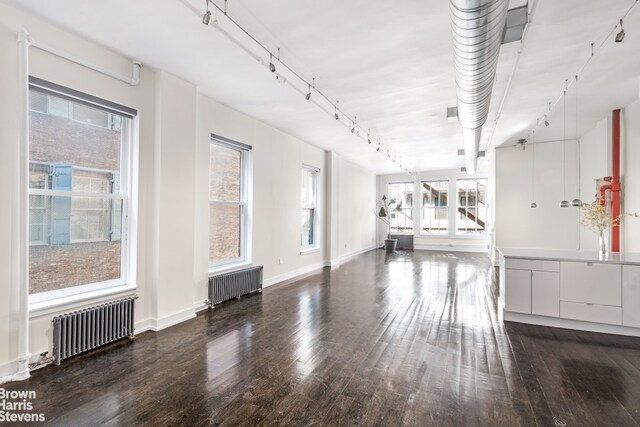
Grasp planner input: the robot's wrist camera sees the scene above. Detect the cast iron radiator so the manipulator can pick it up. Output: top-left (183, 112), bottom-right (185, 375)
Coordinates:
top-left (52, 296), bottom-right (136, 365)
top-left (208, 266), bottom-right (263, 307)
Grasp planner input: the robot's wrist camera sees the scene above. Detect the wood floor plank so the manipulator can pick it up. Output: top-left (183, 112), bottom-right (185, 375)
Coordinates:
top-left (5, 250), bottom-right (640, 426)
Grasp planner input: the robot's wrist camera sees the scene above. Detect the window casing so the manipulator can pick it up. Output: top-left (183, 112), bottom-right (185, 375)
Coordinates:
top-left (27, 78), bottom-right (136, 300)
top-left (421, 180), bottom-right (448, 234)
top-left (301, 166), bottom-right (319, 250)
top-left (387, 182), bottom-right (414, 233)
top-left (209, 136), bottom-right (252, 269)
top-left (456, 178), bottom-right (487, 234)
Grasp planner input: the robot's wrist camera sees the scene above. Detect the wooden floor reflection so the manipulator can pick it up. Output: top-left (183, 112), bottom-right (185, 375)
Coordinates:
top-left (7, 250), bottom-right (640, 426)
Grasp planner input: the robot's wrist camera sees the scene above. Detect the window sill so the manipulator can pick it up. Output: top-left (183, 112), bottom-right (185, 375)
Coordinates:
top-left (209, 261), bottom-right (253, 276)
top-left (29, 284), bottom-right (136, 319)
top-left (300, 246), bottom-right (320, 255)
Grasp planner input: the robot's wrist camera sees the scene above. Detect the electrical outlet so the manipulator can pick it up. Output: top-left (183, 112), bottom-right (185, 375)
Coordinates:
top-left (278, 257), bottom-right (283, 264)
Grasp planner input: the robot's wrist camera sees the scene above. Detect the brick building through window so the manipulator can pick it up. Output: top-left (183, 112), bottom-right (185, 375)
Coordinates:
top-left (28, 80), bottom-right (134, 296)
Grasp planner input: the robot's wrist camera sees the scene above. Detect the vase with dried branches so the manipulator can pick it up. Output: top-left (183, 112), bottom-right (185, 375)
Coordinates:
top-left (580, 196), bottom-right (638, 255)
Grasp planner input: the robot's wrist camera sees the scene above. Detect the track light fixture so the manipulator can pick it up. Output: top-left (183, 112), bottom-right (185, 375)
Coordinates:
top-left (376, 141), bottom-right (381, 152)
top-left (202, 0), bottom-right (211, 25)
top-left (615, 19), bottom-right (626, 43)
top-left (268, 53), bottom-right (276, 72)
top-left (305, 78), bottom-right (314, 101)
top-left (544, 115), bottom-right (549, 127)
top-left (351, 116), bottom-right (357, 133)
top-left (334, 102), bottom-right (339, 120)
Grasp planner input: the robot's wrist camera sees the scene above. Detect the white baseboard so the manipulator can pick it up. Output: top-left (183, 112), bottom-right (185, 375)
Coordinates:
top-left (263, 246), bottom-right (376, 288)
top-left (139, 307), bottom-right (196, 333)
top-left (0, 359), bottom-right (18, 384)
top-left (414, 244), bottom-right (488, 253)
top-left (134, 318), bottom-right (153, 334)
top-left (193, 301), bottom-right (209, 313)
top-left (263, 261), bottom-right (328, 288)
top-left (338, 245), bottom-right (376, 264)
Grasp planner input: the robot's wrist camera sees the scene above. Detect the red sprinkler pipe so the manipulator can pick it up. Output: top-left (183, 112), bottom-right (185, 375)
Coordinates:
top-left (611, 109), bottom-right (621, 252)
top-left (599, 183), bottom-right (612, 205)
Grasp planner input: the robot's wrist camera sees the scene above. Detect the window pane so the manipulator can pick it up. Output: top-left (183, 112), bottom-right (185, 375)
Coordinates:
top-left (301, 208), bottom-right (314, 246)
top-left (421, 180), bottom-right (448, 234)
top-left (210, 144), bottom-right (241, 202)
top-left (457, 179), bottom-right (487, 234)
top-left (29, 90), bottom-right (48, 113)
top-left (301, 168), bottom-right (318, 247)
top-left (301, 169), bottom-right (315, 208)
top-left (30, 95), bottom-right (121, 172)
top-left (29, 195), bottom-right (47, 244)
top-left (28, 87), bottom-right (129, 295)
top-left (70, 196), bottom-right (110, 241)
top-left (28, 195), bottom-right (123, 294)
top-left (387, 182), bottom-right (413, 233)
top-left (210, 203), bottom-right (241, 262)
top-left (72, 103), bottom-right (109, 128)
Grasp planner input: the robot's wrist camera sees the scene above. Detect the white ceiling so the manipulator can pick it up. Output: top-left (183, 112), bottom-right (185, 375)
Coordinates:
top-left (5, 0), bottom-right (640, 174)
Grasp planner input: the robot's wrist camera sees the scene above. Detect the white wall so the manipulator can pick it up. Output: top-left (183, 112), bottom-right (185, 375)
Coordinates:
top-left (578, 117), bottom-right (610, 251)
top-left (0, 3), bottom-right (377, 381)
top-left (496, 98), bottom-right (640, 252)
top-left (622, 99), bottom-right (640, 253)
top-left (496, 140), bottom-right (580, 250)
top-left (150, 71), bottom-right (198, 328)
top-left (195, 92), bottom-right (333, 292)
top-left (335, 156), bottom-right (377, 261)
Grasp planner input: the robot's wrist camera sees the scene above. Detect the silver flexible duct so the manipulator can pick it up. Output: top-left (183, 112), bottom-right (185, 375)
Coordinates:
top-left (450, 0), bottom-right (508, 174)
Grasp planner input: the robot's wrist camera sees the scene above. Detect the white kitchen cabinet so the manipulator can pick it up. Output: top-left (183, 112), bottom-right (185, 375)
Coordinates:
top-left (623, 265), bottom-right (640, 327)
top-left (560, 261), bottom-right (621, 306)
top-left (499, 248), bottom-right (640, 336)
top-left (505, 268), bottom-right (531, 314)
top-left (504, 259), bottom-right (559, 316)
top-left (560, 301), bottom-right (622, 325)
top-left (532, 271), bottom-right (560, 317)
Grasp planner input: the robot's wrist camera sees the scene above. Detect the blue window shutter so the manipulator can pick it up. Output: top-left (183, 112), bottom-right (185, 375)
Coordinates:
top-left (51, 164), bottom-right (72, 245)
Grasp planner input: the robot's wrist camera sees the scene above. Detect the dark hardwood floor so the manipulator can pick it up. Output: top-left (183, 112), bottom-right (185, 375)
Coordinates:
top-left (6, 250), bottom-right (640, 426)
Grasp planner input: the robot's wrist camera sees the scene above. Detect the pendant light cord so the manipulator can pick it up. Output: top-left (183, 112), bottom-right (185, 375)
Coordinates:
top-left (576, 75), bottom-right (581, 201)
top-left (563, 80), bottom-right (567, 200)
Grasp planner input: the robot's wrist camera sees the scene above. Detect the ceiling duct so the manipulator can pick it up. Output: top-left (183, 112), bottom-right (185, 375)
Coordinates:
top-left (450, 0), bottom-right (509, 174)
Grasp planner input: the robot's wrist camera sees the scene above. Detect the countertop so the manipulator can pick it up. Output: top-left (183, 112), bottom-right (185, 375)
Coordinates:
top-left (498, 247), bottom-right (640, 265)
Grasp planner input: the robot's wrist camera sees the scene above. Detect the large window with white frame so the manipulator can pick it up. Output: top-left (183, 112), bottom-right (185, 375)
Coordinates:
top-left (209, 136), bottom-right (251, 268)
top-left (387, 182), bottom-right (414, 233)
top-left (456, 178), bottom-right (487, 234)
top-left (301, 165), bottom-right (319, 250)
top-left (421, 180), bottom-right (448, 234)
top-left (27, 78), bottom-right (135, 298)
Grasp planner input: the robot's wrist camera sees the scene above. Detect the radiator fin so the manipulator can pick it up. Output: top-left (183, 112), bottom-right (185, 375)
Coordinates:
top-left (52, 296), bottom-right (136, 365)
top-left (209, 266), bottom-right (263, 307)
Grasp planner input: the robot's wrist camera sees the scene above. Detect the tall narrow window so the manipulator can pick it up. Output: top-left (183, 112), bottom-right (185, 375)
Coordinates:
top-left (301, 166), bottom-right (319, 250)
top-left (456, 178), bottom-right (487, 234)
top-left (421, 180), bottom-right (448, 234)
top-left (28, 78), bottom-right (135, 297)
top-left (387, 182), bottom-right (414, 233)
top-left (209, 136), bottom-right (251, 268)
